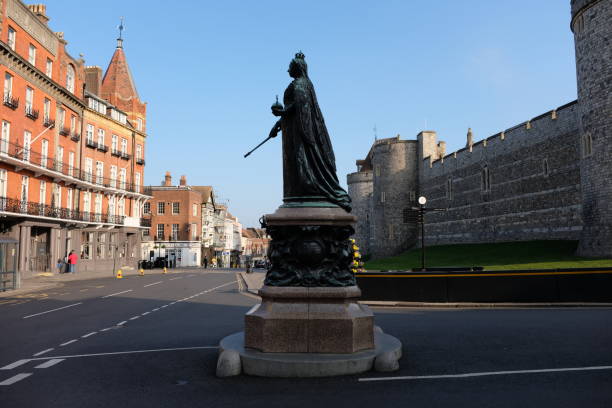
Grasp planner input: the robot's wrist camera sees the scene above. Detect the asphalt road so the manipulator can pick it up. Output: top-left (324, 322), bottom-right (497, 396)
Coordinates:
top-left (1, 268), bottom-right (611, 408)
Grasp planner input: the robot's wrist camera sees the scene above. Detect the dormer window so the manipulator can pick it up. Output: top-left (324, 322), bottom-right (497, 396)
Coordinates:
top-left (66, 64), bottom-right (75, 93)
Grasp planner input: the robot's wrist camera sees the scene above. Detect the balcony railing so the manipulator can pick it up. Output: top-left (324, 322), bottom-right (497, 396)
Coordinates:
top-left (85, 139), bottom-right (97, 149)
top-left (0, 196), bottom-right (125, 225)
top-left (120, 152), bottom-right (130, 161)
top-left (59, 127), bottom-right (70, 136)
top-left (25, 106), bottom-right (39, 120)
top-left (97, 144), bottom-right (109, 153)
top-left (3, 94), bottom-right (19, 110)
top-left (136, 158), bottom-right (145, 165)
top-left (43, 117), bottom-right (55, 128)
top-left (111, 149), bottom-right (121, 157)
top-left (70, 133), bottom-right (80, 142)
top-left (0, 140), bottom-right (149, 196)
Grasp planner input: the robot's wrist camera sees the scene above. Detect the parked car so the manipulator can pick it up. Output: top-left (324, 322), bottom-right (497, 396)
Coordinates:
top-left (254, 260), bottom-right (266, 269)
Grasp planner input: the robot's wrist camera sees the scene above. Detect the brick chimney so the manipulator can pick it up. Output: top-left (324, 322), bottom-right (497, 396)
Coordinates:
top-left (85, 66), bottom-right (103, 96)
top-left (164, 171), bottom-right (172, 186)
top-left (28, 4), bottom-right (49, 24)
top-left (180, 175), bottom-right (187, 186)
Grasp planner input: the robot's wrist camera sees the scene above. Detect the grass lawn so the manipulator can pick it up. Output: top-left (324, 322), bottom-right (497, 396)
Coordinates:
top-left (364, 240), bottom-right (612, 271)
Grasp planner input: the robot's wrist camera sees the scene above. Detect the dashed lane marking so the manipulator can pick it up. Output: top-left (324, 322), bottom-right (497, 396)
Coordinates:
top-left (144, 281), bottom-right (162, 287)
top-left (0, 373), bottom-right (32, 386)
top-left (129, 316), bottom-right (140, 320)
top-left (141, 312), bottom-right (150, 316)
top-left (0, 359), bottom-right (30, 370)
top-left (101, 290), bottom-right (133, 299)
top-left (33, 348), bottom-right (54, 357)
top-left (30, 346), bottom-right (218, 361)
top-left (100, 327), bottom-right (113, 332)
top-left (60, 339), bottom-right (78, 347)
top-left (169, 277), bottom-right (182, 281)
top-left (82, 332), bottom-right (97, 338)
top-left (117, 321), bottom-right (127, 326)
top-left (23, 302), bottom-right (82, 319)
top-left (358, 365), bottom-right (612, 382)
top-left (34, 359), bottom-right (64, 369)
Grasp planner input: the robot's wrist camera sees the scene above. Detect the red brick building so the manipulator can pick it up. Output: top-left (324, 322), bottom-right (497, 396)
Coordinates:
top-left (0, 1), bottom-right (150, 286)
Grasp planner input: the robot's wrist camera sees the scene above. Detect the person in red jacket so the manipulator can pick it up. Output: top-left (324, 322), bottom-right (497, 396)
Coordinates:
top-left (67, 250), bottom-right (78, 274)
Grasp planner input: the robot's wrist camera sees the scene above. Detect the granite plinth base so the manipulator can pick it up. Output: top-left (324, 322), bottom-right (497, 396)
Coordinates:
top-left (216, 327), bottom-right (402, 378)
top-left (245, 285), bottom-right (374, 353)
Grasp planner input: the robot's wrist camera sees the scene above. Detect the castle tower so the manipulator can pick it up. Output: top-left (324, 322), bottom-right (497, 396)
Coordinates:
top-left (572, 0), bottom-right (612, 256)
top-left (347, 165), bottom-right (373, 256)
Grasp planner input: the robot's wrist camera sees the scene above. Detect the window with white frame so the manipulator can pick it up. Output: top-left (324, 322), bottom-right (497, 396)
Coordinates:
top-left (85, 158), bottom-right (93, 182)
top-left (172, 202), bottom-right (180, 215)
top-left (43, 98), bottom-right (51, 123)
top-left (143, 202), bottom-right (150, 214)
top-left (57, 108), bottom-right (65, 129)
top-left (157, 202), bottom-right (165, 215)
top-left (66, 188), bottom-right (73, 211)
top-left (95, 161), bottom-right (104, 185)
top-left (56, 146), bottom-right (64, 172)
top-left (119, 168), bottom-right (126, 190)
top-left (171, 224), bottom-right (179, 240)
top-left (28, 44), bottom-right (36, 65)
top-left (46, 58), bottom-right (53, 77)
top-left (53, 184), bottom-right (61, 209)
top-left (95, 193), bottom-right (102, 217)
top-left (23, 131), bottom-right (31, 162)
top-left (68, 151), bottom-right (75, 176)
top-left (70, 116), bottom-right (76, 133)
top-left (1, 121), bottom-right (10, 154)
top-left (25, 87), bottom-right (34, 113)
top-left (21, 175), bottom-right (29, 202)
top-left (121, 138), bottom-right (127, 154)
top-left (66, 64), bottom-right (75, 93)
top-left (157, 224), bottom-right (165, 240)
top-left (86, 124), bottom-right (94, 143)
top-left (97, 128), bottom-right (105, 146)
top-left (0, 169), bottom-right (7, 200)
top-left (135, 173), bottom-right (141, 193)
top-left (39, 180), bottom-right (46, 206)
top-left (83, 192), bottom-right (91, 217)
top-left (136, 144), bottom-right (142, 160)
top-left (111, 134), bottom-right (118, 152)
top-left (3, 73), bottom-right (13, 100)
top-left (192, 203), bottom-right (197, 216)
top-left (41, 139), bottom-right (48, 168)
top-left (192, 223), bottom-right (197, 240)
top-left (110, 165), bottom-right (117, 188)
top-left (118, 197), bottom-right (125, 216)
top-left (7, 27), bottom-right (16, 50)
top-left (136, 118), bottom-right (143, 131)
top-left (108, 195), bottom-right (115, 216)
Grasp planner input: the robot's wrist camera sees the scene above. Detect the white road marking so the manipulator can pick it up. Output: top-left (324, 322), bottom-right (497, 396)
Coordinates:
top-left (129, 316), bottom-right (140, 320)
top-left (33, 348), bottom-right (54, 357)
top-left (358, 365), bottom-right (612, 382)
top-left (35, 359), bottom-right (64, 369)
top-left (101, 290), bottom-right (133, 299)
top-left (141, 312), bottom-right (150, 316)
top-left (100, 327), bottom-right (113, 332)
top-left (60, 339), bottom-right (78, 347)
top-left (23, 302), bottom-right (82, 319)
top-left (144, 281), bottom-right (162, 288)
top-left (169, 277), bottom-right (182, 281)
top-left (82, 332), bottom-right (97, 338)
top-left (160, 305), bottom-right (168, 308)
top-left (1, 359), bottom-right (30, 370)
top-left (30, 346), bottom-right (218, 361)
top-left (117, 321), bottom-right (127, 326)
top-left (151, 308), bottom-right (159, 312)
top-left (0, 373), bottom-right (32, 385)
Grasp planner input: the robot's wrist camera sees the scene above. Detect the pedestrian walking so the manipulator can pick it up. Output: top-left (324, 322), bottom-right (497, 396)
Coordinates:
top-left (203, 258), bottom-right (208, 269)
top-left (56, 259), bottom-right (64, 274)
top-left (67, 250), bottom-right (78, 274)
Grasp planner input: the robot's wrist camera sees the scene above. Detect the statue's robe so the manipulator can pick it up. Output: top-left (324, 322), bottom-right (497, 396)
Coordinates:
top-left (281, 76), bottom-right (352, 212)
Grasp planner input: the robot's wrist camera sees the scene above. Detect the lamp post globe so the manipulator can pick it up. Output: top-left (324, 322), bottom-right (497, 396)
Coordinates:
top-left (418, 196), bottom-right (427, 206)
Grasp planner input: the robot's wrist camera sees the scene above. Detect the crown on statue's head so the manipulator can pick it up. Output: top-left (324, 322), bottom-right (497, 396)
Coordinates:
top-left (295, 51), bottom-right (305, 60)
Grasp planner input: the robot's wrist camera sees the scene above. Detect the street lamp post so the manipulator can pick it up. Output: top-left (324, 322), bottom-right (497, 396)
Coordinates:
top-left (413, 196), bottom-right (446, 271)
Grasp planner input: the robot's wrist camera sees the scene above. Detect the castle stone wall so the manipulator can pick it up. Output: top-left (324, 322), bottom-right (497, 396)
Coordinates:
top-left (369, 138), bottom-right (419, 257)
top-left (347, 171), bottom-right (373, 255)
top-left (420, 102), bottom-right (582, 246)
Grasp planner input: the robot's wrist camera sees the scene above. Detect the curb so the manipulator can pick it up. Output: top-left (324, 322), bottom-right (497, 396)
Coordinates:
top-left (362, 301), bottom-right (612, 308)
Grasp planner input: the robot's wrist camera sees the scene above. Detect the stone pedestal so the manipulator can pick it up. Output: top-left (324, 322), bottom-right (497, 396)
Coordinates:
top-left (245, 285), bottom-right (374, 353)
top-left (216, 205), bottom-right (401, 377)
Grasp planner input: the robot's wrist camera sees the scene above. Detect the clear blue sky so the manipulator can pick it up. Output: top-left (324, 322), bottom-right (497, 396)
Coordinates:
top-left (46, 0), bottom-right (577, 227)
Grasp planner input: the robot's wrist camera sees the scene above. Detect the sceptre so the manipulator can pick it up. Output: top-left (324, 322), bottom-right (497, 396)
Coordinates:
top-left (244, 96), bottom-right (283, 158)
